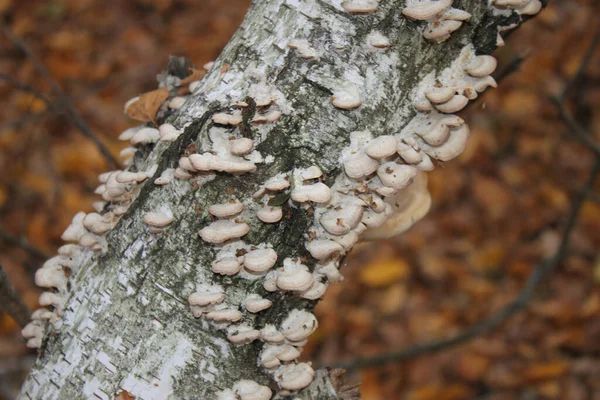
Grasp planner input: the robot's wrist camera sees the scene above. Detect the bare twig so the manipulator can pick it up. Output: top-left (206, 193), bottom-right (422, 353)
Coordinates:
top-left (493, 52), bottom-right (529, 85)
top-left (560, 26), bottom-right (600, 102)
top-left (0, 230), bottom-right (50, 260)
top-left (1, 25), bottom-right (120, 169)
top-left (335, 157), bottom-right (600, 371)
top-left (551, 97), bottom-right (600, 157)
top-left (0, 263), bottom-right (32, 328)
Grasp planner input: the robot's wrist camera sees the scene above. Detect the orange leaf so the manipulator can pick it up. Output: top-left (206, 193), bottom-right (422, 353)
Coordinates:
top-left (359, 256), bottom-right (410, 288)
top-left (115, 390), bottom-right (135, 400)
top-left (179, 68), bottom-right (206, 87)
top-left (125, 88), bottom-right (170, 123)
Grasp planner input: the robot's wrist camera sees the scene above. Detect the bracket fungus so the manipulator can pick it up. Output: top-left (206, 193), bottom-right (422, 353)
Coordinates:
top-left (199, 220), bottom-right (250, 244)
top-left (243, 248), bottom-right (278, 273)
top-left (208, 200), bottom-right (244, 218)
top-left (256, 206), bottom-right (283, 223)
top-left (342, 0), bottom-right (379, 13)
top-left (275, 363), bottom-right (315, 391)
top-left (330, 86), bottom-right (362, 110)
top-left (276, 260), bottom-right (314, 292)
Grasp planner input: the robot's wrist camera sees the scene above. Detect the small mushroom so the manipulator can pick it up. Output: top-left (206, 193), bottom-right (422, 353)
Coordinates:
top-left (158, 123), bottom-right (182, 141)
top-left (331, 86), bottom-right (362, 110)
top-left (168, 96), bottom-right (187, 110)
top-left (465, 55), bottom-right (498, 78)
top-left (212, 111), bottom-right (243, 126)
top-left (377, 162), bottom-right (417, 190)
top-left (198, 220), bottom-right (250, 244)
top-left (290, 182), bottom-right (332, 204)
top-left (205, 308), bottom-right (243, 323)
top-left (342, 0), bottom-right (378, 13)
top-left (130, 127), bottom-right (160, 145)
top-left (320, 204), bottom-right (364, 236)
top-left (366, 31), bottom-right (391, 48)
top-left (260, 325), bottom-right (285, 343)
top-left (423, 20), bottom-right (463, 42)
top-left (256, 206), bottom-right (283, 223)
top-left (143, 211), bottom-right (173, 228)
top-left (230, 138), bottom-right (254, 155)
top-left (280, 310), bottom-right (318, 342)
top-left (343, 151), bottom-right (380, 179)
top-left (299, 279), bottom-right (328, 300)
top-left (243, 248), bottom-right (278, 273)
top-left (365, 135), bottom-right (398, 159)
top-left (402, 0), bottom-right (452, 20)
top-left (363, 171), bottom-right (431, 240)
top-left (208, 200), bottom-right (244, 218)
top-left (188, 291), bottom-right (225, 306)
top-left (434, 94), bottom-right (469, 113)
top-left (425, 87), bottom-right (456, 104)
top-left (244, 294), bottom-right (273, 313)
top-left (212, 256), bottom-right (242, 276)
top-left (306, 240), bottom-right (344, 261)
top-left (275, 363), bottom-right (315, 391)
top-left (227, 324), bottom-right (261, 344)
top-left (189, 153), bottom-right (256, 174)
top-left (232, 380), bottom-right (272, 400)
top-left (276, 260), bottom-right (313, 292)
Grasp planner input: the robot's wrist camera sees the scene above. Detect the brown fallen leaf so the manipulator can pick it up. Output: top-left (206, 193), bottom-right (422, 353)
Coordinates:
top-left (115, 390), bottom-right (135, 400)
top-left (125, 88), bottom-right (170, 123)
top-left (179, 68), bottom-right (206, 87)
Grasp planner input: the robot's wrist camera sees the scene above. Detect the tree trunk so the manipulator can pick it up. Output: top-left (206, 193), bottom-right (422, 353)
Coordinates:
top-left (19, 0), bottom-right (543, 398)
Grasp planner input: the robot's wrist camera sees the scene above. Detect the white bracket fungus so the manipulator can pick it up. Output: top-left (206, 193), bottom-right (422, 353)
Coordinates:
top-left (330, 86), bottom-right (362, 110)
top-left (199, 220), bottom-right (250, 244)
top-left (243, 248), bottom-right (278, 274)
top-left (342, 0), bottom-right (379, 13)
top-left (244, 294), bottom-right (273, 313)
top-left (208, 200), bottom-right (244, 218)
top-left (280, 310), bottom-right (318, 342)
top-left (227, 324), bottom-right (261, 344)
top-left (275, 363), bottom-right (315, 391)
top-left (256, 206), bottom-right (283, 223)
top-left (276, 260), bottom-right (314, 292)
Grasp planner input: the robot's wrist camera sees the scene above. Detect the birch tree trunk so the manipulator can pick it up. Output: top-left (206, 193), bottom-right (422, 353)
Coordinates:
top-left (19, 0), bottom-right (543, 398)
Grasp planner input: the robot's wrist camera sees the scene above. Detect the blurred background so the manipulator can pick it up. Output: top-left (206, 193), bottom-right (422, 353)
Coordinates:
top-left (0, 0), bottom-right (599, 399)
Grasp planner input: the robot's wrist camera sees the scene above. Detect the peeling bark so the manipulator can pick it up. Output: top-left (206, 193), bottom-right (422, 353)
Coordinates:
top-left (20, 0), bottom-right (543, 399)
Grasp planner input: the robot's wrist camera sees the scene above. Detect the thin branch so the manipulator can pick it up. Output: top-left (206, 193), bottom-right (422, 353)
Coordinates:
top-left (0, 230), bottom-right (50, 260)
top-left (493, 52), bottom-right (529, 85)
top-left (560, 26), bottom-right (600, 102)
top-left (0, 73), bottom-right (55, 109)
top-left (335, 157), bottom-right (600, 371)
top-left (1, 25), bottom-right (120, 169)
top-left (551, 96), bottom-right (600, 157)
top-left (0, 263), bottom-right (32, 328)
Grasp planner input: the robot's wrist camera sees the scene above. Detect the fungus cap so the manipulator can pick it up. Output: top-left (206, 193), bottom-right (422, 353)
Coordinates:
top-left (198, 220), bottom-right (250, 244)
top-left (256, 206), bottom-right (283, 223)
top-left (402, 0), bottom-right (452, 20)
top-left (208, 201), bottom-right (244, 217)
top-left (243, 248), bottom-right (278, 273)
top-left (365, 135), bottom-right (398, 159)
top-left (280, 310), bottom-right (318, 342)
top-left (276, 363), bottom-right (315, 391)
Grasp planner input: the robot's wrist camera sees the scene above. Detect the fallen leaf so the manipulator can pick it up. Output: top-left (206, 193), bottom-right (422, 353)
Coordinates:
top-left (179, 68), bottom-right (206, 86)
top-left (125, 88), bottom-right (169, 123)
top-left (359, 256), bottom-right (410, 287)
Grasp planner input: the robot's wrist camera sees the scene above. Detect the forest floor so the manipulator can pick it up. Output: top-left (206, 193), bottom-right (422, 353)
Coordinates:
top-left (0, 0), bottom-right (599, 399)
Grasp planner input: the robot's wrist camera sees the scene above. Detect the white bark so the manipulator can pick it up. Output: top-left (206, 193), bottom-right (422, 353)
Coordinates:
top-left (20, 0), bottom-right (540, 399)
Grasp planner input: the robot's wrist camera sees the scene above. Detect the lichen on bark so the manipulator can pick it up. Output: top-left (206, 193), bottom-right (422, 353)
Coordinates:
top-left (20, 0), bottom-right (541, 399)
